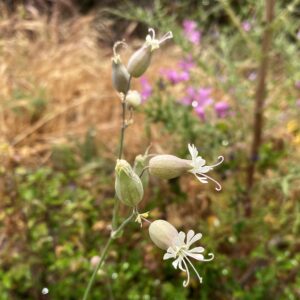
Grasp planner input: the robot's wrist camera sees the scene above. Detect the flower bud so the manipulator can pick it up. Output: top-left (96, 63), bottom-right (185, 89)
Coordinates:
top-left (127, 28), bottom-right (173, 78)
top-left (127, 45), bottom-right (152, 78)
top-left (126, 90), bottom-right (142, 108)
top-left (149, 220), bottom-right (178, 250)
top-left (115, 159), bottom-right (144, 207)
top-left (133, 154), bottom-right (149, 189)
top-left (149, 155), bottom-right (192, 180)
top-left (112, 42), bottom-right (130, 94)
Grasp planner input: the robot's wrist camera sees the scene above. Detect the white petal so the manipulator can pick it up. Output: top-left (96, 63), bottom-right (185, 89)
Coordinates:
top-left (198, 166), bottom-right (212, 173)
top-left (188, 144), bottom-right (198, 161)
top-left (173, 232), bottom-right (185, 247)
top-left (194, 174), bottom-right (208, 183)
top-left (186, 252), bottom-right (205, 261)
top-left (163, 252), bottom-right (175, 260)
top-left (187, 233), bottom-right (202, 247)
top-left (178, 231), bottom-right (186, 245)
top-left (195, 157), bottom-right (206, 168)
top-left (189, 246), bottom-right (205, 253)
top-left (172, 257), bottom-right (181, 269)
top-left (178, 257), bottom-right (185, 272)
top-left (186, 230), bottom-right (195, 246)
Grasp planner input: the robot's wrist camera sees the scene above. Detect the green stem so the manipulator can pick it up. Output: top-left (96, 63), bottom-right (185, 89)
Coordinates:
top-left (83, 76), bottom-right (133, 300)
top-left (113, 76), bottom-right (132, 230)
top-left (82, 211), bottom-right (135, 300)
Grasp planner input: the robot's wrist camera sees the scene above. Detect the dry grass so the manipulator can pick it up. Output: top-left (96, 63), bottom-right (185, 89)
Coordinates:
top-left (0, 10), bottom-right (183, 167)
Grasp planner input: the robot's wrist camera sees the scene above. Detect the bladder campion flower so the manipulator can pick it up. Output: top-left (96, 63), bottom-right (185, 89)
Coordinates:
top-left (127, 28), bottom-right (173, 77)
top-left (149, 154), bottom-right (192, 180)
top-left (188, 144), bottom-right (224, 191)
top-left (115, 159), bottom-right (144, 207)
top-left (148, 145), bottom-right (224, 190)
top-left (111, 41), bottom-right (130, 94)
top-left (149, 220), bottom-right (214, 287)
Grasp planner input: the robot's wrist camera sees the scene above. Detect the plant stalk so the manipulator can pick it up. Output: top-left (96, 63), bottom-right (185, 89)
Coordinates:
top-left (244, 0), bottom-right (275, 216)
top-left (83, 75), bottom-right (133, 299)
top-left (82, 211), bottom-right (135, 300)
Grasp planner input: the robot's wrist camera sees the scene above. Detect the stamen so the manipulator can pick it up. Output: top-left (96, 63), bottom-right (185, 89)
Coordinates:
top-left (148, 28), bottom-right (156, 39)
top-left (159, 31), bottom-right (173, 44)
top-left (196, 173), bottom-right (222, 191)
top-left (202, 253), bottom-right (214, 262)
top-left (181, 258), bottom-right (191, 287)
top-left (184, 256), bottom-right (203, 284)
top-left (208, 156), bottom-right (224, 168)
top-left (113, 40), bottom-right (127, 57)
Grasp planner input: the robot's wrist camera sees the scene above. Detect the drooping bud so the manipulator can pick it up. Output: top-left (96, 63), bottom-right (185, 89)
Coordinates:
top-left (149, 154), bottom-right (192, 180)
top-left (112, 41), bottom-right (130, 94)
top-left (126, 90), bottom-right (142, 108)
top-left (115, 159), bottom-right (144, 207)
top-left (127, 28), bottom-right (173, 78)
top-left (149, 220), bottom-right (178, 250)
top-left (133, 153), bottom-right (149, 189)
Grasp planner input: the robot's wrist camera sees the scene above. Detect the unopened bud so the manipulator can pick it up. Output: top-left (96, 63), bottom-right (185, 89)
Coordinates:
top-left (126, 90), bottom-right (142, 108)
top-left (112, 41), bottom-right (130, 94)
top-left (115, 159), bottom-right (144, 207)
top-left (149, 220), bottom-right (178, 250)
top-left (149, 155), bottom-right (192, 180)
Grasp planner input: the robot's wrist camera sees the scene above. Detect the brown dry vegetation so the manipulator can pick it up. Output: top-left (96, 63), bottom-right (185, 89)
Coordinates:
top-left (0, 10), bottom-right (185, 170)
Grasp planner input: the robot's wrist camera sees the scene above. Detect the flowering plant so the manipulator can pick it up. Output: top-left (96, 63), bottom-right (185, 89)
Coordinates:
top-left (82, 27), bottom-right (224, 300)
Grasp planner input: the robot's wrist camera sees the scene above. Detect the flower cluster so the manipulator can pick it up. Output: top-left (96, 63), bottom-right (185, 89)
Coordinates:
top-left (183, 20), bottom-right (201, 45)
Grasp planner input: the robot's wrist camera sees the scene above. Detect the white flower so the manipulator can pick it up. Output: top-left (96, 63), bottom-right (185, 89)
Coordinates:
top-left (145, 28), bottom-right (173, 51)
top-left (188, 144), bottom-right (224, 191)
top-left (163, 229), bottom-right (214, 287)
top-left (149, 220), bottom-right (214, 287)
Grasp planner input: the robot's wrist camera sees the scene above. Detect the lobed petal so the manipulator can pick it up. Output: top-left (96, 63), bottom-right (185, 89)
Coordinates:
top-left (186, 252), bottom-right (205, 261)
top-left (189, 246), bottom-right (205, 253)
top-left (187, 232), bottom-right (202, 247)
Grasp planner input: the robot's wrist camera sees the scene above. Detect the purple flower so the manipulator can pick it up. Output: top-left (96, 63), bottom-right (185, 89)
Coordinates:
top-left (178, 55), bottom-right (195, 72)
top-left (182, 20), bottom-right (201, 45)
top-left (162, 69), bottom-right (190, 84)
top-left (140, 76), bottom-right (152, 102)
top-left (242, 21), bottom-right (252, 32)
top-left (295, 81), bottom-right (300, 89)
top-left (215, 101), bottom-right (230, 118)
top-left (194, 105), bottom-right (205, 121)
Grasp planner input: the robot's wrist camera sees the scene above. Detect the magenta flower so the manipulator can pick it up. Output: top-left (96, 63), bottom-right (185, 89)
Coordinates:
top-left (140, 76), bottom-right (153, 102)
top-left (242, 21), bottom-right (252, 32)
top-left (194, 105), bottom-right (205, 121)
top-left (214, 101), bottom-right (230, 118)
top-left (162, 69), bottom-right (190, 84)
top-left (182, 20), bottom-right (201, 45)
top-left (178, 55), bottom-right (195, 72)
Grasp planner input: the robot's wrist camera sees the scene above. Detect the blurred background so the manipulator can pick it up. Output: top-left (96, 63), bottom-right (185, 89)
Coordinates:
top-left (0, 0), bottom-right (300, 299)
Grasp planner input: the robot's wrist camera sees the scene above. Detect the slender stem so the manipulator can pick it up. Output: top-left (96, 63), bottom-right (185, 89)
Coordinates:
top-left (244, 0), bottom-right (275, 216)
top-left (83, 76), bottom-right (133, 299)
top-left (82, 211), bottom-right (135, 300)
top-left (113, 77), bottom-right (132, 230)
